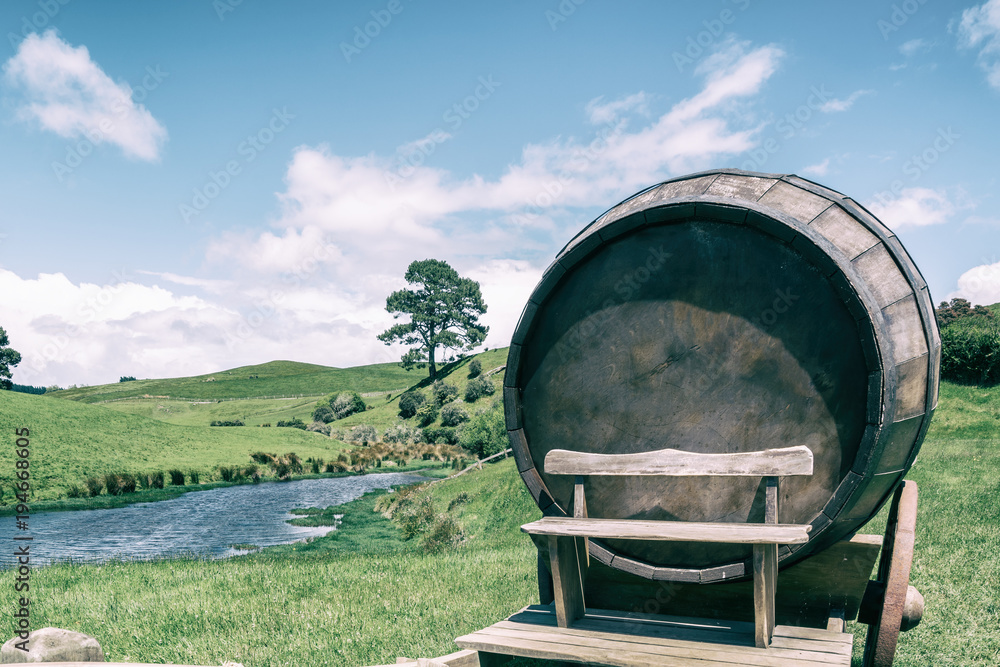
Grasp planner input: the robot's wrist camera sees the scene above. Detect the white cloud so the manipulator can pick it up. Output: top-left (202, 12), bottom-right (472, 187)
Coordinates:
top-left (949, 260), bottom-right (1000, 305)
top-left (801, 157), bottom-right (830, 176)
top-left (958, 0), bottom-right (1000, 90)
top-left (585, 92), bottom-right (650, 125)
top-left (819, 89), bottom-right (873, 113)
top-left (899, 38), bottom-right (933, 56)
top-left (2, 30), bottom-right (167, 160)
top-left (866, 187), bottom-right (957, 229)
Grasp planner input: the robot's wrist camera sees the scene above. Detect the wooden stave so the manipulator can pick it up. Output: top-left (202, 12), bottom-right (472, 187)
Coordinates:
top-left (505, 169), bottom-right (939, 583)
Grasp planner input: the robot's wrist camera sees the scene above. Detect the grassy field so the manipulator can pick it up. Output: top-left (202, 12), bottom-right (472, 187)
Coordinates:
top-left (50, 359), bottom-right (421, 403)
top-left (0, 390), bottom-right (349, 502)
top-left (0, 377), bottom-right (995, 666)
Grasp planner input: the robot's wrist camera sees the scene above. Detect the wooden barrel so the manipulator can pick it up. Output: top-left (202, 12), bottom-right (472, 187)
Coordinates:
top-left (505, 169), bottom-right (939, 583)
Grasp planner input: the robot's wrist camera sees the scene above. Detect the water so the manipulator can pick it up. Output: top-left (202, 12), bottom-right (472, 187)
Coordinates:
top-left (14, 473), bottom-right (428, 565)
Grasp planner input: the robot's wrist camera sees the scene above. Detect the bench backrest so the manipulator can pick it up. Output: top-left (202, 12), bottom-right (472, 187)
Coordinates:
top-left (543, 445), bottom-right (814, 478)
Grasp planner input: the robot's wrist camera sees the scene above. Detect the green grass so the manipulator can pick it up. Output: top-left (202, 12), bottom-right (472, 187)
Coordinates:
top-left (2, 364), bottom-right (994, 665)
top-left (50, 359), bottom-right (420, 403)
top-left (97, 396), bottom-right (326, 428)
top-left (0, 390), bottom-right (350, 502)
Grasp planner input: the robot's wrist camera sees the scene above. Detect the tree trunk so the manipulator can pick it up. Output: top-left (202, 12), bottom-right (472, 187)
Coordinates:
top-left (428, 345), bottom-right (437, 379)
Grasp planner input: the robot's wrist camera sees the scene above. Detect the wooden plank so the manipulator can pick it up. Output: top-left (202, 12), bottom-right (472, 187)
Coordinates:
top-left (757, 180), bottom-right (832, 223)
top-left (548, 535), bottom-right (585, 627)
top-left (523, 517), bottom-right (811, 544)
top-left (573, 476), bottom-right (590, 571)
top-left (543, 445), bottom-right (814, 477)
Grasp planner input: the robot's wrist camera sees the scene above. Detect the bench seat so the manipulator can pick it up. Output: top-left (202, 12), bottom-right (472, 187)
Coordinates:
top-left (522, 517), bottom-right (812, 544)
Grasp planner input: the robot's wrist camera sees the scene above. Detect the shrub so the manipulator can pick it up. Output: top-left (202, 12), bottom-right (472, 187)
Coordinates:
top-left (324, 461), bottom-right (348, 473)
top-left (416, 402), bottom-right (439, 427)
top-left (398, 391), bottom-right (426, 418)
top-left (188, 471), bottom-right (200, 484)
top-left (432, 381), bottom-right (458, 406)
top-left (150, 472), bottom-right (164, 489)
top-left (312, 405), bottom-right (335, 423)
top-left (422, 514), bottom-right (463, 553)
top-left (67, 484), bottom-right (85, 498)
top-left (210, 419), bottom-right (245, 427)
top-left (85, 477), bottom-right (103, 497)
top-left (383, 422), bottom-right (420, 444)
top-left (464, 376), bottom-right (496, 402)
top-left (940, 318), bottom-right (1000, 385)
top-left (119, 473), bottom-right (137, 494)
top-left (274, 462), bottom-right (291, 479)
top-left (395, 492), bottom-right (436, 539)
top-left (169, 469), bottom-right (185, 486)
top-left (244, 464), bottom-right (261, 482)
top-left (311, 460), bottom-right (321, 474)
top-left (422, 426), bottom-right (458, 445)
top-left (103, 473), bottom-right (122, 496)
top-left (251, 452), bottom-right (276, 465)
top-left (349, 424), bottom-right (378, 445)
top-left (460, 401), bottom-right (507, 457)
top-left (468, 358), bottom-right (482, 378)
top-left (219, 466), bottom-right (235, 482)
top-left (286, 452), bottom-right (303, 473)
top-left (332, 391), bottom-right (367, 420)
top-left (440, 403), bottom-right (470, 427)
top-left (276, 418), bottom-right (307, 429)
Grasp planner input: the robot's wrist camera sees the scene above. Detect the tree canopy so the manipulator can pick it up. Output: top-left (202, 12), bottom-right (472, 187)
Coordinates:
top-left (0, 326), bottom-right (22, 391)
top-left (377, 259), bottom-right (488, 379)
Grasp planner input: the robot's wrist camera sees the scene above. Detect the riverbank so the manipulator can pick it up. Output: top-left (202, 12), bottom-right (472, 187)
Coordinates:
top-left (0, 460), bottom-right (451, 517)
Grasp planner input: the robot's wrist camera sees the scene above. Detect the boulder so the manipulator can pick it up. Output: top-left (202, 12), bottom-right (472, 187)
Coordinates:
top-left (1, 627), bottom-right (104, 663)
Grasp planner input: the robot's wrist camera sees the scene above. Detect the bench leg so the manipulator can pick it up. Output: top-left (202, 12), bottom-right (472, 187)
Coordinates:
top-left (548, 535), bottom-right (585, 627)
top-left (753, 543), bottom-right (777, 648)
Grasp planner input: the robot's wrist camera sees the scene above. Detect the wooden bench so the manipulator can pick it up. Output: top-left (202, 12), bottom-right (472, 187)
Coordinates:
top-left (521, 445), bottom-right (815, 650)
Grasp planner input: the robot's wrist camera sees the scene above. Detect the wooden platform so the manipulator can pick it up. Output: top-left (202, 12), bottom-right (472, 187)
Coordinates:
top-left (456, 605), bottom-right (852, 666)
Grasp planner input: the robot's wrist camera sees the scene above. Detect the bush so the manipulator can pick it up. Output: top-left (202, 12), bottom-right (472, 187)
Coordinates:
top-left (251, 452), bottom-right (276, 465)
top-left (421, 427), bottom-right (458, 445)
top-left (422, 514), bottom-right (463, 553)
top-left (332, 391), bottom-right (367, 420)
top-left (349, 424), bottom-right (378, 445)
top-left (468, 358), bottom-right (482, 378)
top-left (119, 473), bottom-right (137, 494)
top-left (440, 403), bottom-right (470, 427)
top-left (416, 402), bottom-right (439, 427)
top-left (398, 391), bottom-right (426, 418)
top-left (276, 418), bottom-right (307, 429)
top-left (274, 462), bottom-right (291, 479)
top-left (151, 471), bottom-right (165, 489)
top-left (432, 381), bottom-right (459, 406)
top-left (311, 460), bottom-right (321, 474)
top-left (188, 470), bottom-right (200, 484)
top-left (103, 473), bottom-right (122, 496)
top-left (218, 466), bottom-right (235, 482)
top-left (85, 477), bottom-right (103, 497)
top-left (395, 492), bottom-right (436, 539)
top-left (169, 469), bottom-right (185, 486)
top-left (464, 376), bottom-right (496, 402)
top-left (312, 405), bottom-right (335, 423)
top-left (324, 461), bottom-right (348, 473)
top-left (460, 402), bottom-right (507, 458)
top-left (211, 419), bottom-right (245, 427)
top-left (67, 484), bottom-right (85, 498)
top-left (383, 422), bottom-right (420, 444)
top-left (940, 318), bottom-right (1000, 385)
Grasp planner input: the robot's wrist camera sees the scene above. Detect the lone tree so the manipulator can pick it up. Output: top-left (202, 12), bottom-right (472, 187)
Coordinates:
top-left (378, 259), bottom-right (488, 379)
top-left (0, 326), bottom-right (22, 391)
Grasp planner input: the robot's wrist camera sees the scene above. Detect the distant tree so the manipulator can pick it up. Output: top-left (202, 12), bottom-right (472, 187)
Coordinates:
top-left (468, 358), bottom-right (482, 378)
top-left (119, 376), bottom-right (137, 383)
top-left (936, 298), bottom-right (992, 326)
top-left (377, 259), bottom-right (488, 379)
top-left (0, 327), bottom-right (21, 390)
top-left (398, 391), bottom-right (426, 419)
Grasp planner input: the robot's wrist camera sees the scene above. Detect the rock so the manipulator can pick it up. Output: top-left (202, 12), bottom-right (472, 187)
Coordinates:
top-left (1, 627), bottom-right (104, 663)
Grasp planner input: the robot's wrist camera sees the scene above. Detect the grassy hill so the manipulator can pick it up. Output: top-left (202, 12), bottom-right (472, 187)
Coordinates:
top-left (51, 359), bottom-right (420, 403)
top-left (0, 389), bottom-right (349, 502)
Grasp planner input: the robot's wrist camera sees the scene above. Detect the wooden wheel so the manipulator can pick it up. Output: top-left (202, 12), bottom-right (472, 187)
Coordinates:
top-left (862, 480), bottom-right (918, 667)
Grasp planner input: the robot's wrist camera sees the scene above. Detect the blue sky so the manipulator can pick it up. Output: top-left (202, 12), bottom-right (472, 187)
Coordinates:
top-left (1, 0), bottom-right (998, 386)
